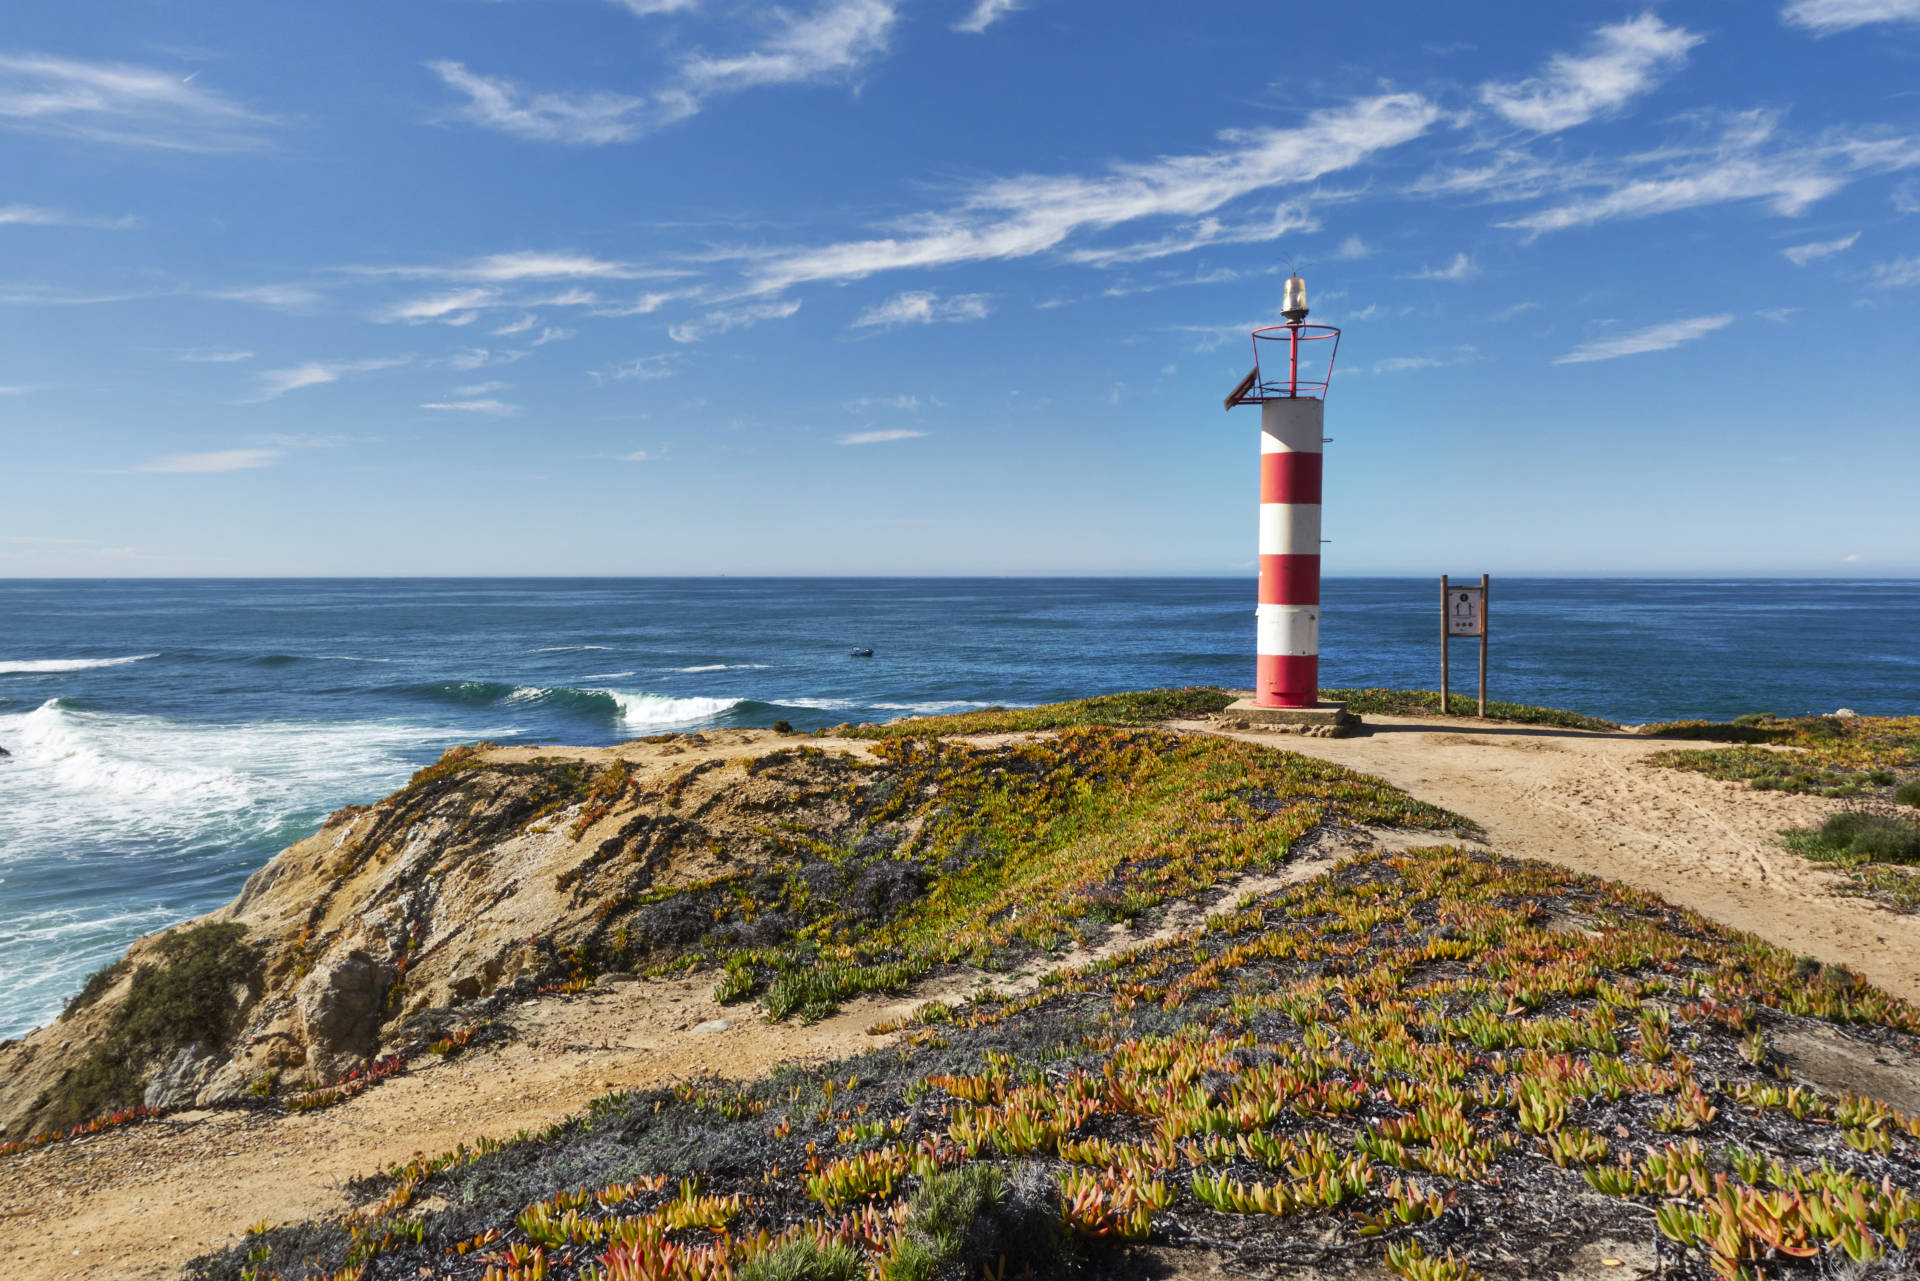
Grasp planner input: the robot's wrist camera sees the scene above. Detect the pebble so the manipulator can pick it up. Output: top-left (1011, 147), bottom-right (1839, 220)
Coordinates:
top-left (692, 1019), bottom-right (733, 1034)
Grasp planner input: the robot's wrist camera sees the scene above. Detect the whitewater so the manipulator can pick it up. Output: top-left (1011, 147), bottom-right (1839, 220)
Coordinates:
top-left (2, 576), bottom-right (1917, 1040)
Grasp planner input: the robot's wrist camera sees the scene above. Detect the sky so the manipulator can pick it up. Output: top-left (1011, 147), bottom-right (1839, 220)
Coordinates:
top-left (1, 0), bottom-right (1918, 577)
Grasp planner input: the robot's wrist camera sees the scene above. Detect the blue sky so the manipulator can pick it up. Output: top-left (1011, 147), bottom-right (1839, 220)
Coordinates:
top-left (2, 0), bottom-right (1917, 576)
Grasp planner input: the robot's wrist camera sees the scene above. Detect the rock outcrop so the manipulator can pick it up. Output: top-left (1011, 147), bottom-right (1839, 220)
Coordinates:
top-left (0, 730), bottom-right (882, 1141)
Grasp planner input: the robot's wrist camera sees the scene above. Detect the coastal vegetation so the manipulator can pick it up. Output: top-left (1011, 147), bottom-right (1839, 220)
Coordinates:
top-left (1319, 688), bottom-right (1619, 731)
top-left (1646, 714), bottom-right (1920, 799)
top-left (45, 921), bottom-right (261, 1131)
top-left (192, 846), bottom-right (1920, 1281)
top-left (1779, 811), bottom-right (1920, 913)
top-left (586, 726), bottom-right (1460, 1020)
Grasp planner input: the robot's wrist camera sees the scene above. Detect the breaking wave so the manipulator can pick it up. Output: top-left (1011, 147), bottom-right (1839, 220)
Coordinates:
top-left (0, 654), bottom-right (158, 675)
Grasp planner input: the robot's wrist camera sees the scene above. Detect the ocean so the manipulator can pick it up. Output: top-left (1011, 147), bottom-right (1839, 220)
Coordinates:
top-left (2, 576), bottom-right (1916, 1040)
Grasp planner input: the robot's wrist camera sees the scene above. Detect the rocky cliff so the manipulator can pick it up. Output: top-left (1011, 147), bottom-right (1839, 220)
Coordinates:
top-left (0, 729), bottom-right (884, 1140)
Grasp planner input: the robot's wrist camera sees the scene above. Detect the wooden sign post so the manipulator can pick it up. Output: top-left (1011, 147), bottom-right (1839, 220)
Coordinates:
top-left (1440, 574), bottom-right (1489, 717)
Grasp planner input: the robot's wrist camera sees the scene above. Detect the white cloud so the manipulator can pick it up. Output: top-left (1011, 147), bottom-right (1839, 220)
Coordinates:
top-left (533, 325), bottom-right (576, 346)
top-left (620, 448), bottom-right (659, 461)
top-left (846, 394), bottom-right (920, 411)
top-left (1782, 232), bottom-right (1860, 265)
top-left (1336, 234), bottom-right (1370, 259)
top-left (445, 346), bottom-right (531, 371)
top-left (743, 92), bottom-right (1438, 293)
top-left (0, 203), bottom-right (137, 229)
top-left (380, 288), bottom-right (499, 323)
top-left (608, 0), bottom-right (699, 14)
top-left (420, 398), bottom-right (519, 415)
top-left (1492, 301), bottom-right (1540, 320)
top-left (434, 0), bottom-right (894, 145)
top-left (1756, 307), bottom-right (1799, 322)
top-left (1480, 14), bottom-right (1702, 134)
top-left (852, 291), bottom-right (991, 328)
top-left (1412, 253), bottom-right (1478, 281)
top-left (135, 448), bottom-right (280, 473)
top-left (1495, 112), bottom-right (1920, 236)
top-left (454, 381), bottom-right (509, 395)
top-left (595, 354), bottom-right (681, 381)
top-left (0, 52), bottom-right (273, 151)
top-left (345, 251), bottom-right (661, 283)
top-left (427, 61), bottom-right (678, 145)
top-left (211, 284), bottom-right (320, 309)
top-left (492, 314), bottom-right (537, 335)
top-left (1871, 255), bottom-right (1920, 287)
top-left (1553, 314), bottom-right (1732, 364)
top-left (1782, 0), bottom-right (1920, 33)
top-left (668, 298), bottom-right (801, 343)
top-left (1895, 179), bottom-right (1920, 214)
top-left (177, 349), bottom-right (254, 363)
top-left (1065, 204), bottom-right (1318, 267)
top-left (1372, 356), bottom-right (1443, 373)
top-left (955, 0), bottom-right (1022, 34)
top-left (0, 384), bottom-right (36, 395)
top-left (837, 428), bottom-right (927, 445)
top-left (681, 0), bottom-right (897, 94)
top-left (254, 356), bottom-right (411, 400)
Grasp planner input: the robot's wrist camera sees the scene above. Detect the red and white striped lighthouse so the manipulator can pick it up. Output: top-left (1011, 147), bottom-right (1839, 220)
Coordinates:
top-left (1225, 274), bottom-right (1343, 713)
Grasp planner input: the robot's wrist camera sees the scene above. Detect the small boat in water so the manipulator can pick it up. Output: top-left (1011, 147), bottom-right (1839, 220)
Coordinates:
top-left (850, 647), bottom-right (874, 658)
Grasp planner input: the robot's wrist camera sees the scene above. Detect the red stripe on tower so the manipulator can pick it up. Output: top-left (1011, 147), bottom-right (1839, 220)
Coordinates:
top-left (1259, 450), bottom-right (1321, 504)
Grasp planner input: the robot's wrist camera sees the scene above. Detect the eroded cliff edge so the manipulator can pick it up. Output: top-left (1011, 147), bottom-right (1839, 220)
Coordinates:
top-left (0, 729), bottom-right (889, 1139)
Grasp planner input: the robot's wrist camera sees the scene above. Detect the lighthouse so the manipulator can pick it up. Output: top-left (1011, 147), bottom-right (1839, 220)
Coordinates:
top-left (1222, 274), bottom-right (1356, 735)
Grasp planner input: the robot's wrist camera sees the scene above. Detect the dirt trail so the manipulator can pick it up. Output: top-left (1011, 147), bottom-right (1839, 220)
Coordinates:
top-left (1190, 714), bottom-right (1920, 1004)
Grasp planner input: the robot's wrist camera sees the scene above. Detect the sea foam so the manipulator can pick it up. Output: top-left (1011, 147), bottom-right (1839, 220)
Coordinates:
top-left (0, 654), bottom-right (159, 675)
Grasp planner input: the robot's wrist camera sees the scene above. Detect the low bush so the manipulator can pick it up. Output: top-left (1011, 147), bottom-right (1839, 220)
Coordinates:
top-left (1813, 812), bottom-right (1920, 864)
top-left (1895, 779), bottom-right (1920, 808)
top-left (44, 922), bottom-right (261, 1131)
top-left (1321, 688), bottom-right (1618, 731)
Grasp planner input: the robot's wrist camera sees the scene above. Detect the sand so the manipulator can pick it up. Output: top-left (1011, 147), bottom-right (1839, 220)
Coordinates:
top-left (4, 715), bottom-right (1916, 1278)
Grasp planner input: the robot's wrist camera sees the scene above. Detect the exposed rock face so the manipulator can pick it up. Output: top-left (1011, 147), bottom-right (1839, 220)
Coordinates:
top-left (0, 731), bottom-right (881, 1140)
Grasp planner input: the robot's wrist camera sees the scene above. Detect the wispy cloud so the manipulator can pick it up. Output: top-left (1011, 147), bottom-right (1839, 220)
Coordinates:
top-left (1782, 231), bottom-right (1860, 265)
top-left (846, 394), bottom-right (920, 411)
top-left (177, 348), bottom-right (254, 363)
top-left (0, 52), bottom-right (273, 151)
top-left (741, 93), bottom-right (1438, 294)
top-left (0, 203), bottom-right (137, 229)
top-left (1553, 314), bottom-right (1732, 364)
top-left (210, 284), bottom-right (320, 309)
top-left (380, 288), bottom-right (498, 323)
top-left (680, 0), bottom-right (897, 94)
top-left (1372, 356), bottom-right (1442, 373)
top-left (254, 356), bottom-right (411, 400)
top-left (1782, 0), bottom-right (1920, 33)
top-left (620, 447), bottom-right (660, 461)
top-left (1336, 234), bottom-right (1370, 258)
top-left (1480, 14), bottom-right (1702, 134)
top-left (954, 0), bottom-right (1022, 34)
top-left (1870, 255), bottom-right (1920, 287)
top-left (454, 381), bottom-right (509, 396)
top-left (134, 448), bottom-right (280, 473)
top-left (432, 0), bottom-right (896, 145)
top-left (493, 313), bottom-right (537, 335)
top-left (420, 398), bottom-right (520, 415)
top-left (427, 60), bottom-right (681, 145)
top-left (1492, 301), bottom-right (1541, 320)
top-left (0, 384), bottom-right (38, 395)
top-left (533, 325), bottom-right (575, 346)
top-left (1494, 111), bottom-right (1920, 236)
top-left (344, 251), bottom-right (663, 283)
top-left (852, 291), bottom-right (990, 328)
top-left (1411, 252), bottom-right (1478, 281)
top-left (668, 298), bottom-right (801, 343)
top-left (837, 428), bottom-right (926, 445)
top-left (608, 0), bottom-right (700, 14)
top-left (595, 354), bottom-right (681, 382)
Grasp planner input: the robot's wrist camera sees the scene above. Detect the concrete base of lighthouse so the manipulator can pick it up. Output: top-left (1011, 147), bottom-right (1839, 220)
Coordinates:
top-left (1222, 697), bottom-right (1358, 737)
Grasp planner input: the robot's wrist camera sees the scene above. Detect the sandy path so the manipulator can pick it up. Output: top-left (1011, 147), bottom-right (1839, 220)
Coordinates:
top-left (1188, 714), bottom-right (1920, 1004)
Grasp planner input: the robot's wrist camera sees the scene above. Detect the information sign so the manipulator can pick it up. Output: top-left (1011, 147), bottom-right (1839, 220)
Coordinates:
top-left (1446, 587), bottom-right (1483, 637)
